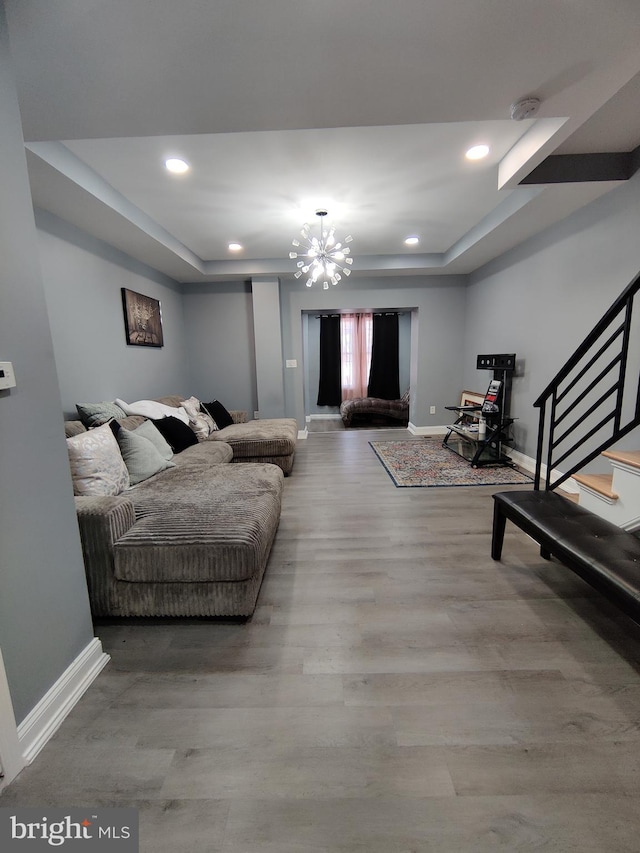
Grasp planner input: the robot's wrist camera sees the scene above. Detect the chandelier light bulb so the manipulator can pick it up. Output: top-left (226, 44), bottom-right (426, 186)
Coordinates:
top-left (290, 209), bottom-right (354, 289)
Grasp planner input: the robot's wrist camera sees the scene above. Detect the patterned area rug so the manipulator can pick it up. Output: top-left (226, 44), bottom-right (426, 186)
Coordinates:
top-left (369, 438), bottom-right (534, 487)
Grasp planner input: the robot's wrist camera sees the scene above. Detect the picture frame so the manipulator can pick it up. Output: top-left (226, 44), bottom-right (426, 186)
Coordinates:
top-left (459, 389), bottom-right (484, 408)
top-left (121, 288), bottom-right (164, 347)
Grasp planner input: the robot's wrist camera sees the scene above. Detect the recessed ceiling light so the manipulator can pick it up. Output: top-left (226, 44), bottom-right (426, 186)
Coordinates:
top-left (228, 242), bottom-right (243, 252)
top-left (164, 158), bottom-right (190, 174)
top-left (404, 236), bottom-right (420, 246)
top-left (465, 144), bottom-right (490, 161)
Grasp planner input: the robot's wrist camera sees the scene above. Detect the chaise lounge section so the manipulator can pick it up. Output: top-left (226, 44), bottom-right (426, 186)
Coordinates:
top-left (151, 395), bottom-right (299, 475)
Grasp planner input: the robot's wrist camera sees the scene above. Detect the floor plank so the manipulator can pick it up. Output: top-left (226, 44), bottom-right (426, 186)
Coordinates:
top-left (3, 427), bottom-right (640, 851)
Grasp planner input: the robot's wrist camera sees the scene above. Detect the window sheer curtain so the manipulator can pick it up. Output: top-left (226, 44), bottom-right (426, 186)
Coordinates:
top-left (340, 313), bottom-right (373, 400)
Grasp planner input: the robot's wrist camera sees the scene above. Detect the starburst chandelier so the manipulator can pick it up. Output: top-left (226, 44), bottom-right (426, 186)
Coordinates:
top-left (290, 209), bottom-right (353, 290)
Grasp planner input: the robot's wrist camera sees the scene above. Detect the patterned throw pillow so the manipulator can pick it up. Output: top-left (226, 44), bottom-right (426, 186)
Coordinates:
top-left (66, 423), bottom-right (130, 496)
top-left (182, 396), bottom-right (217, 440)
top-left (76, 400), bottom-right (127, 428)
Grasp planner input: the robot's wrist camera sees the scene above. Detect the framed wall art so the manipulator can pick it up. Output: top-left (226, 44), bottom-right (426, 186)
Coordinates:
top-left (459, 389), bottom-right (484, 408)
top-left (121, 288), bottom-right (164, 347)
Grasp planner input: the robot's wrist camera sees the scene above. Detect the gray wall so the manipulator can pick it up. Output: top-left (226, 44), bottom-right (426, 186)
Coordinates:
top-left (305, 311), bottom-right (412, 416)
top-left (182, 281), bottom-right (257, 412)
top-left (464, 171), bottom-right (640, 459)
top-left (279, 275), bottom-right (468, 428)
top-left (0, 5), bottom-right (95, 724)
top-left (36, 211), bottom-right (191, 417)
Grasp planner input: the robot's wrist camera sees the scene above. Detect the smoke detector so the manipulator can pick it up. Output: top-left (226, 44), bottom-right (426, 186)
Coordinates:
top-left (510, 97), bottom-right (541, 121)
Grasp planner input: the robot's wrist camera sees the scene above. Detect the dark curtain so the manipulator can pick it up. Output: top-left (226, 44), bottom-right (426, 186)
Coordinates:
top-left (317, 315), bottom-right (342, 406)
top-left (367, 313), bottom-right (400, 399)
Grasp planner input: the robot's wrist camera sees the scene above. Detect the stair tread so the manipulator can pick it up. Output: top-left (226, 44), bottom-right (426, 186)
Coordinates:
top-left (573, 472), bottom-right (619, 500)
top-left (602, 449), bottom-right (640, 469)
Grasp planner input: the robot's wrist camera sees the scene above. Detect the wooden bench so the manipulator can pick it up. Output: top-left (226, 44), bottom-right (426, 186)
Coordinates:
top-left (491, 489), bottom-right (640, 623)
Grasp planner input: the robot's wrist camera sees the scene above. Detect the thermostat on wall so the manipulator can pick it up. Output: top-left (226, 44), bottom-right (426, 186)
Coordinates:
top-left (0, 362), bottom-right (16, 389)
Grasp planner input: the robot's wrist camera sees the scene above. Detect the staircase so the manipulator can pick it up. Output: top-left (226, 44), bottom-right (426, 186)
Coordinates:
top-left (573, 449), bottom-right (640, 531)
top-left (534, 269), bottom-right (640, 500)
top-left (490, 271), bottom-right (640, 625)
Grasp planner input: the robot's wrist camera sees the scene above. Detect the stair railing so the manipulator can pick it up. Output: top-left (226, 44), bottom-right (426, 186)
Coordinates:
top-left (533, 271), bottom-right (640, 491)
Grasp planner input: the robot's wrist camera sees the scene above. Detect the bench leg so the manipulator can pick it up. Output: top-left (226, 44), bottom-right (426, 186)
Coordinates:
top-left (491, 501), bottom-right (507, 561)
top-left (540, 546), bottom-right (551, 560)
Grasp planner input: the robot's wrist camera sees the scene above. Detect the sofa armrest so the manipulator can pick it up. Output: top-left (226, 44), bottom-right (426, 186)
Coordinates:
top-left (75, 495), bottom-right (136, 545)
top-left (74, 496), bottom-right (136, 616)
top-left (230, 410), bottom-right (247, 424)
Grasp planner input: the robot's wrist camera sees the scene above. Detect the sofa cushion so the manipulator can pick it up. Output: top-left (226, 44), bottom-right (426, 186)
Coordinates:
top-left (131, 419), bottom-right (174, 460)
top-left (114, 464), bottom-right (284, 583)
top-left (209, 418), bottom-right (298, 458)
top-left (151, 416), bottom-right (199, 453)
top-left (202, 399), bottom-right (234, 429)
top-left (76, 400), bottom-right (127, 428)
top-left (116, 426), bottom-right (176, 485)
top-left (67, 423), bottom-right (130, 496)
top-left (65, 420), bottom-right (88, 438)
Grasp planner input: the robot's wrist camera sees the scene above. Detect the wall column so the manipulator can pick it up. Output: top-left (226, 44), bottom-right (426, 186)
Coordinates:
top-left (251, 277), bottom-right (285, 418)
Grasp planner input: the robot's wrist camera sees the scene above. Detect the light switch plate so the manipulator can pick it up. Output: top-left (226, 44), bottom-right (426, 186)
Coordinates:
top-left (285, 359), bottom-right (297, 368)
top-left (0, 362), bottom-right (16, 390)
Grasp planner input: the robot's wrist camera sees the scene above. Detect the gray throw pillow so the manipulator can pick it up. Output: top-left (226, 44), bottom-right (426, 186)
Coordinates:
top-left (117, 426), bottom-right (176, 485)
top-left (132, 419), bottom-right (174, 461)
top-left (76, 400), bottom-right (127, 428)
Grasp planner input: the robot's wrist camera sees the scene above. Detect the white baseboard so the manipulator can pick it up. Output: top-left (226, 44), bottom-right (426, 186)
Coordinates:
top-left (0, 649), bottom-right (24, 789)
top-left (408, 423), bottom-right (448, 436)
top-left (17, 638), bottom-right (110, 765)
top-left (306, 414), bottom-right (342, 420)
top-left (508, 448), bottom-right (579, 494)
top-left (298, 427), bottom-right (308, 439)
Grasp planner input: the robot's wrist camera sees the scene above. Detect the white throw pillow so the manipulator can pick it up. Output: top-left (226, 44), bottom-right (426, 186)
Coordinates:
top-left (181, 395), bottom-right (216, 441)
top-left (115, 398), bottom-right (190, 424)
top-left (66, 423), bottom-right (130, 496)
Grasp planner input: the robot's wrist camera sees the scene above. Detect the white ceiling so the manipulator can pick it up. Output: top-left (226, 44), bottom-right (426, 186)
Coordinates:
top-left (5, 0), bottom-right (640, 284)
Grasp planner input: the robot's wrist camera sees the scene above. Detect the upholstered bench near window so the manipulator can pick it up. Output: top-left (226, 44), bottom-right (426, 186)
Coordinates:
top-left (340, 390), bottom-right (409, 428)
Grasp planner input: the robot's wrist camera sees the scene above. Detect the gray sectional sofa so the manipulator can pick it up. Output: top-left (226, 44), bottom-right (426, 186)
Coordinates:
top-left (65, 396), bottom-right (298, 618)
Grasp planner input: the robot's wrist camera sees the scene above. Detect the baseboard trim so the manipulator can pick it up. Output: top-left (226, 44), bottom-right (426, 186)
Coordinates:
top-left (0, 649), bottom-right (24, 789)
top-left (298, 427), bottom-right (309, 439)
top-left (407, 423), bottom-right (448, 436)
top-left (306, 414), bottom-right (342, 420)
top-left (508, 448), bottom-right (579, 494)
top-left (17, 638), bottom-right (110, 765)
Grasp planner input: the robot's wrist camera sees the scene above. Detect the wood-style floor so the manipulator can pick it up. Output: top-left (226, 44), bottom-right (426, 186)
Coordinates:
top-left (3, 427), bottom-right (640, 851)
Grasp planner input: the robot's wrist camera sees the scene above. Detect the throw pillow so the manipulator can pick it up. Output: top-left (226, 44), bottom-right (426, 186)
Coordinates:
top-left (66, 423), bottom-right (130, 496)
top-left (151, 416), bottom-right (199, 453)
top-left (132, 419), bottom-right (174, 461)
top-left (116, 427), bottom-right (176, 485)
top-left (76, 401), bottom-right (127, 428)
top-left (182, 395), bottom-right (217, 440)
top-left (115, 398), bottom-right (190, 424)
top-left (202, 399), bottom-right (234, 429)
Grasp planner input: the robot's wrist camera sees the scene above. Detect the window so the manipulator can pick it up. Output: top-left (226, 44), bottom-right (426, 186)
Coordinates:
top-left (340, 313), bottom-right (373, 400)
